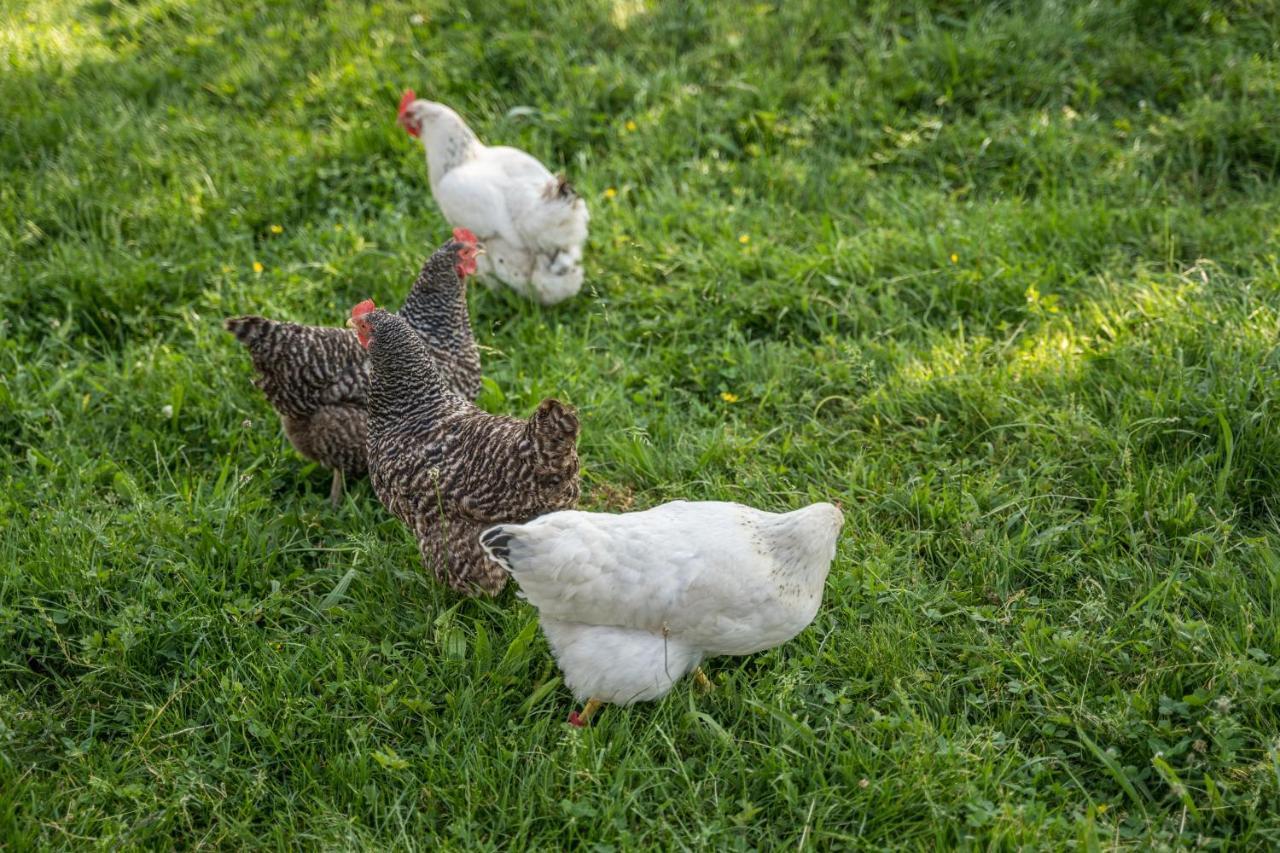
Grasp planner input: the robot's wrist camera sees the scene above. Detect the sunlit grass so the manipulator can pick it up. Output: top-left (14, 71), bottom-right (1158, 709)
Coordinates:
top-left (0, 2), bottom-right (113, 68)
top-left (3, 0), bottom-right (1280, 848)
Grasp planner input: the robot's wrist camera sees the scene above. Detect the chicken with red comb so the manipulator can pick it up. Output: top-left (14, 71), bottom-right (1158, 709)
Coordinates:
top-left (397, 89), bottom-right (589, 305)
top-left (225, 234), bottom-right (483, 505)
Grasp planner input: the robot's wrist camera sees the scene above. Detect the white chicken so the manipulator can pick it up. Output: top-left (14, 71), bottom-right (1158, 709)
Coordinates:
top-left (397, 90), bottom-right (589, 306)
top-left (479, 500), bottom-right (844, 726)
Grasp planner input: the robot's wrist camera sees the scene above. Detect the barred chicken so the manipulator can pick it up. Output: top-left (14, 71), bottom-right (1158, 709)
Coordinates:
top-left (351, 301), bottom-right (580, 595)
top-left (479, 500), bottom-right (844, 726)
top-left (225, 232), bottom-right (481, 505)
top-left (398, 90), bottom-right (589, 305)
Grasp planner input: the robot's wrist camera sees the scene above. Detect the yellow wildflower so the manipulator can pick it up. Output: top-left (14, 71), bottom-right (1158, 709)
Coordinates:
top-left (604, 187), bottom-right (617, 199)
top-left (270, 224), bottom-right (283, 234)
top-left (720, 392), bottom-right (740, 403)
top-left (625, 120), bottom-right (637, 132)
top-left (950, 253), bottom-right (959, 264)
top-left (252, 261), bottom-right (264, 274)
top-left (738, 234), bottom-right (750, 245)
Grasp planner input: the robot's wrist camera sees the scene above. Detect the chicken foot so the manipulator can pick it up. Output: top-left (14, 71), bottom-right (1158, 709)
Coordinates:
top-left (568, 698), bottom-right (603, 727)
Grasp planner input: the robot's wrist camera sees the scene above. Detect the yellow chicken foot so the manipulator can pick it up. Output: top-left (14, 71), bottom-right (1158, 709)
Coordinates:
top-left (693, 666), bottom-right (714, 693)
top-left (329, 469), bottom-right (345, 508)
top-left (568, 698), bottom-right (603, 727)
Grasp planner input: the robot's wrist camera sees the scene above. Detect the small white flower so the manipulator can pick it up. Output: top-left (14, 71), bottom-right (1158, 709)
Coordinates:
top-left (410, 13), bottom-right (425, 25)
top-left (161, 405), bottom-right (174, 418)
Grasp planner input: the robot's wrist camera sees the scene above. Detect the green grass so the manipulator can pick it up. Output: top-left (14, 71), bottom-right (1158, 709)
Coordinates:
top-left (3, 0), bottom-right (1280, 846)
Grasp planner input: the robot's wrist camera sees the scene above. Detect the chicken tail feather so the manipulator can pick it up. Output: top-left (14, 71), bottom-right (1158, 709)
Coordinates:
top-left (224, 315), bottom-right (275, 349)
top-left (543, 174), bottom-right (577, 202)
top-left (479, 525), bottom-right (516, 573)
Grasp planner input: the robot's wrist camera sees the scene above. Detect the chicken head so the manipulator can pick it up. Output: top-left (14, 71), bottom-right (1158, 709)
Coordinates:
top-left (452, 228), bottom-right (482, 278)
top-left (397, 89), bottom-right (420, 137)
top-left (350, 299), bottom-right (377, 348)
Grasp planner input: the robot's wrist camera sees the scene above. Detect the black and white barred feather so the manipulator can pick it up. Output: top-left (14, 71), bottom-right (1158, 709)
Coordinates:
top-left (225, 237), bottom-right (480, 483)
top-left (363, 309), bottom-right (580, 595)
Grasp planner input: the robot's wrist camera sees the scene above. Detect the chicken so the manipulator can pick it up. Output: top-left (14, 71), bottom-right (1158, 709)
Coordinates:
top-left (351, 301), bottom-right (580, 595)
top-left (225, 232), bottom-right (482, 505)
top-left (397, 90), bottom-right (589, 306)
top-left (478, 500), bottom-right (844, 725)
top-left (223, 318), bottom-right (367, 505)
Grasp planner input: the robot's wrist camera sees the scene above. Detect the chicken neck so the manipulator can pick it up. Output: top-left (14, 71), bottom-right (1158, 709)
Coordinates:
top-left (367, 314), bottom-right (457, 426)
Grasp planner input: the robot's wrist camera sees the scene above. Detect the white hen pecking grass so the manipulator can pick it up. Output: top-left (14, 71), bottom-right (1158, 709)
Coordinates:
top-left (480, 500), bottom-right (844, 726)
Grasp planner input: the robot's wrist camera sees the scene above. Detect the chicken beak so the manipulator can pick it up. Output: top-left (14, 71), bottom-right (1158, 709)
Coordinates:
top-left (399, 114), bottom-right (421, 138)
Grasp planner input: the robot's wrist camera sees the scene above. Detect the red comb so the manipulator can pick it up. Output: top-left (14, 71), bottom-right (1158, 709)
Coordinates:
top-left (453, 227), bottom-right (478, 247)
top-left (398, 89), bottom-right (416, 119)
top-left (351, 299), bottom-right (376, 319)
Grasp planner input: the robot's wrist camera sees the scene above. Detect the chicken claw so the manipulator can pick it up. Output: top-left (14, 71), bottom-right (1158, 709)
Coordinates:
top-left (568, 698), bottom-right (603, 727)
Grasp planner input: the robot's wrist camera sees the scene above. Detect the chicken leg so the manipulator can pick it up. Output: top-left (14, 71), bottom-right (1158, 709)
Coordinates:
top-left (329, 469), bottom-right (345, 508)
top-left (568, 698), bottom-right (603, 727)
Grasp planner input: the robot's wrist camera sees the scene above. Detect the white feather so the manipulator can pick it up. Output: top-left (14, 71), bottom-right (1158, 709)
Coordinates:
top-left (408, 100), bottom-right (589, 305)
top-left (480, 501), bottom-right (844, 705)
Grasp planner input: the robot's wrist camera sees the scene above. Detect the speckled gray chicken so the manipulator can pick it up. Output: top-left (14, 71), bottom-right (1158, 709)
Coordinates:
top-left (352, 304), bottom-right (580, 596)
top-left (225, 233), bottom-right (482, 505)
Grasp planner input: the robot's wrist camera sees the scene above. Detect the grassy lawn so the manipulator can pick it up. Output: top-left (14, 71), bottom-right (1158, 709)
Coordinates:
top-left (4, 0), bottom-right (1280, 846)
